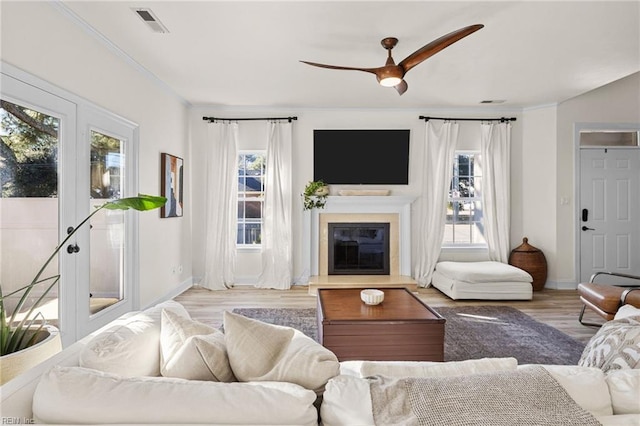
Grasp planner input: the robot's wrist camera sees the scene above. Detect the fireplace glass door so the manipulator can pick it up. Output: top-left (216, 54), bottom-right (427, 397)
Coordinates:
top-left (328, 223), bottom-right (390, 275)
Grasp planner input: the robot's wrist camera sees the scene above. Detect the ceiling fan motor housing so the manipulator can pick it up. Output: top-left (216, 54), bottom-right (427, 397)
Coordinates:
top-left (376, 66), bottom-right (404, 86)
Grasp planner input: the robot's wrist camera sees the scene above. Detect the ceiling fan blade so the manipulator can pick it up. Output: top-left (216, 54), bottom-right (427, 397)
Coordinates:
top-left (300, 60), bottom-right (379, 75)
top-left (394, 80), bottom-right (408, 95)
top-left (399, 24), bottom-right (484, 74)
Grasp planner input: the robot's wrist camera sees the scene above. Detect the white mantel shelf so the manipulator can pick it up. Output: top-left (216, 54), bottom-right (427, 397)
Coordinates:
top-left (302, 195), bottom-right (417, 284)
top-left (321, 195), bottom-right (416, 209)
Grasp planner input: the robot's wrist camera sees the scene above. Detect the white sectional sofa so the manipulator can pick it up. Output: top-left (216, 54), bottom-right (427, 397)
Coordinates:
top-left (1, 300), bottom-right (639, 425)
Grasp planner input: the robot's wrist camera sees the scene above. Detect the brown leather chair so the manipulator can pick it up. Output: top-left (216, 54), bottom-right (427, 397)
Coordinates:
top-left (578, 272), bottom-right (640, 326)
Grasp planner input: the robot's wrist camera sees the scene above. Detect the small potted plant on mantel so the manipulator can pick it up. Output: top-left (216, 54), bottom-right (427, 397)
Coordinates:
top-left (0, 194), bottom-right (166, 384)
top-left (302, 180), bottom-right (329, 211)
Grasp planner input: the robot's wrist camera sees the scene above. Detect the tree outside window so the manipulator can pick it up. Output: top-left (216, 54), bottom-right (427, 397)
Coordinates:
top-left (1, 100), bottom-right (59, 198)
top-left (444, 152), bottom-right (486, 246)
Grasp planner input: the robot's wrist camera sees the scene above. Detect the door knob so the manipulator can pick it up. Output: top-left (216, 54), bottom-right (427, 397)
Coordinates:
top-left (66, 244), bottom-right (80, 254)
top-left (581, 226), bottom-right (595, 231)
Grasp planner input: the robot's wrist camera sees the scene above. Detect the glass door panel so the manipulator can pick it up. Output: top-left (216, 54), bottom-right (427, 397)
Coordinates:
top-left (89, 130), bottom-right (125, 315)
top-left (0, 99), bottom-right (60, 327)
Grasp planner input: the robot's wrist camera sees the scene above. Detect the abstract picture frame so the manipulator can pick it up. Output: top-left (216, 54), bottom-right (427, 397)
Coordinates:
top-left (160, 152), bottom-right (184, 218)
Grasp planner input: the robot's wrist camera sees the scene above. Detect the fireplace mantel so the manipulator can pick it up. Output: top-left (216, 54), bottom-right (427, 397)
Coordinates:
top-left (302, 195), bottom-right (416, 280)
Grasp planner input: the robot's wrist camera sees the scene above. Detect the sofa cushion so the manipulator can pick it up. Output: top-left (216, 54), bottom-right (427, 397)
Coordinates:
top-left (33, 366), bottom-right (318, 425)
top-left (78, 300), bottom-right (190, 377)
top-left (579, 316), bottom-right (640, 373)
top-left (320, 375), bottom-right (375, 426)
top-left (606, 369), bottom-right (640, 415)
top-left (223, 311), bottom-right (340, 391)
top-left (596, 414), bottom-right (640, 426)
top-left (160, 310), bottom-right (235, 382)
top-left (532, 364), bottom-right (613, 417)
top-left (359, 357), bottom-right (518, 378)
top-left (321, 365), bottom-right (614, 426)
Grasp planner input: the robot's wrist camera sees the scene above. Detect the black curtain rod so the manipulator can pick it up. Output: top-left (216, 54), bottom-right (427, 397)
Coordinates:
top-left (203, 116), bottom-right (298, 123)
top-left (419, 115), bottom-right (516, 122)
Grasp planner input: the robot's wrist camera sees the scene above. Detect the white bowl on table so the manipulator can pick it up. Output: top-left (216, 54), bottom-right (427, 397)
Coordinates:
top-left (360, 289), bottom-right (384, 305)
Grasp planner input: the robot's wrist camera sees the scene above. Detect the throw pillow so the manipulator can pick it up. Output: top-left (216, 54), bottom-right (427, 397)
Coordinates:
top-left (223, 311), bottom-right (340, 391)
top-left (614, 304), bottom-right (640, 320)
top-left (79, 300), bottom-right (190, 377)
top-left (160, 310), bottom-right (235, 382)
top-left (579, 316), bottom-right (640, 373)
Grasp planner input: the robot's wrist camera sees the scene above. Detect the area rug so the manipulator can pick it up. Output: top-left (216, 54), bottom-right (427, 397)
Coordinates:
top-left (231, 306), bottom-right (586, 365)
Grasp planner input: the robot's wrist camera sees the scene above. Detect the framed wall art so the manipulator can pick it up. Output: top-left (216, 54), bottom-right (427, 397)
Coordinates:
top-left (160, 152), bottom-right (184, 218)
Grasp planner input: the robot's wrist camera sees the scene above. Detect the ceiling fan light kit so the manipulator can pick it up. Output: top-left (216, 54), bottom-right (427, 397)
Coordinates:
top-left (301, 24), bottom-right (484, 96)
top-left (378, 76), bottom-right (402, 87)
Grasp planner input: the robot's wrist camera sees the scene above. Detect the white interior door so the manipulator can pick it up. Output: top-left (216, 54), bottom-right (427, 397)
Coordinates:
top-left (579, 147), bottom-right (640, 283)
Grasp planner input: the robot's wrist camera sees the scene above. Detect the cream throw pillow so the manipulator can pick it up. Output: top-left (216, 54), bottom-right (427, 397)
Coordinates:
top-left (79, 300), bottom-right (190, 377)
top-left (223, 311), bottom-right (340, 391)
top-left (160, 310), bottom-right (235, 382)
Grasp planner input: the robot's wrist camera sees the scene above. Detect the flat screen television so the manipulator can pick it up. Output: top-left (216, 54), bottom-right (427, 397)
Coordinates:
top-left (313, 129), bottom-right (410, 184)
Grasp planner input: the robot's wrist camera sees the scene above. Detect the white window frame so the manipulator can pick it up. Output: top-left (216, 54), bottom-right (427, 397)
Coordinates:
top-left (443, 150), bottom-right (487, 249)
top-left (236, 150), bottom-right (266, 250)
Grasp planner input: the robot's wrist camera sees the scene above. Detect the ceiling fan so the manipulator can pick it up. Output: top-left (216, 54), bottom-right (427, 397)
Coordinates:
top-left (300, 24), bottom-right (484, 95)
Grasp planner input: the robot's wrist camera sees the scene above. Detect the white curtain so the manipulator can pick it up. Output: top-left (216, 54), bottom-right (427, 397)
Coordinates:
top-left (256, 121), bottom-right (293, 289)
top-left (481, 121), bottom-right (511, 263)
top-left (414, 121), bottom-right (459, 287)
top-left (202, 122), bottom-right (238, 290)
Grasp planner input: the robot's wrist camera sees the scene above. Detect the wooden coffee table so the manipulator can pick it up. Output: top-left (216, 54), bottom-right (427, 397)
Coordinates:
top-left (316, 288), bottom-right (445, 361)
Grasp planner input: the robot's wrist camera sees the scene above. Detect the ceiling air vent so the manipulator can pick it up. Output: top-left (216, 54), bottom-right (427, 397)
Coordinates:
top-left (480, 100), bottom-right (506, 104)
top-left (133, 8), bottom-right (169, 33)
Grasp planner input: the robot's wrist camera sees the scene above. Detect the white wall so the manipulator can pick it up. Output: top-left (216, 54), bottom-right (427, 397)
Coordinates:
top-left (520, 105), bottom-right (558, 284)
top-left (1, 2), bottom-right (192, 307)
top-left (191, 107), bottom-right (525, 284)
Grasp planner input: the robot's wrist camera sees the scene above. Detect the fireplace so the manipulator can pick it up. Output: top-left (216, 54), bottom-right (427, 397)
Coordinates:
top-left (328, 223), bottom-right (390, 275)
top-left (303, 195), bottom-right (416, 279)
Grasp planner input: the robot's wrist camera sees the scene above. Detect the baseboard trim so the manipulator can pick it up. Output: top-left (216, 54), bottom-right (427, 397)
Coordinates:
top-left (543, 280), bottom-right (578, 290)
top-left (144, 277), bottom-right (194, 309)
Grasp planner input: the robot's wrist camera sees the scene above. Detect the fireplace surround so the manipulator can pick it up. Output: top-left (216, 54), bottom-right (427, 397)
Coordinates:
top-left (303, 195), bottom-right (415, 279)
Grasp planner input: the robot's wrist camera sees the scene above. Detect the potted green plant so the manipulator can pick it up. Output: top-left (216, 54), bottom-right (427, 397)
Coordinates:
top-left (0, 194), bottom-right (166, 383)
top-left (302, 180), bottom-right (329, 210)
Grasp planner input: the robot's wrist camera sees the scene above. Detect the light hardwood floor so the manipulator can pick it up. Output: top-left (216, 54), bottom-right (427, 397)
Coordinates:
top-left (174, 285), bottom-right (602, 344)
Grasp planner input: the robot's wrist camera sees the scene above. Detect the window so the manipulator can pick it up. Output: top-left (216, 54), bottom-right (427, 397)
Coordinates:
top-left (237, 151), bottom-right (265, 246)
top-left (444, 152), bottom-right (486, 246)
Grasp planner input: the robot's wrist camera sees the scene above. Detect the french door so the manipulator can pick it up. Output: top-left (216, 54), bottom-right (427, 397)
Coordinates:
top-left (1, 70), bottom-right (138, 346)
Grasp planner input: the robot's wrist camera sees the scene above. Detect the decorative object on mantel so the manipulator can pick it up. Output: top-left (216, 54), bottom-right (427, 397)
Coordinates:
top-left (338, 189), bottom-right (390, 196)
top-left (509, 237), bottom-right (548, 291)
top-left (302, 180), bottom-right (329, 210)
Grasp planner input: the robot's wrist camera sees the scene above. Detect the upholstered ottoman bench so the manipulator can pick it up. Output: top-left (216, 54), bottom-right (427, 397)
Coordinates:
top-left (431, 261), bottom-right (533, 300)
